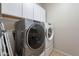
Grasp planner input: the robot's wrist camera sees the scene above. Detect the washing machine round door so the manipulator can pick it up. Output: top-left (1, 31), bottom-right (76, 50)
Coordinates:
top-left (26, 23), bottom-right (45, 50)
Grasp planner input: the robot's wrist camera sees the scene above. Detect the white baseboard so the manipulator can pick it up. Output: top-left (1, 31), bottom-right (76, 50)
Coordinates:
top-left (54, 49), bottom-right (72, 56)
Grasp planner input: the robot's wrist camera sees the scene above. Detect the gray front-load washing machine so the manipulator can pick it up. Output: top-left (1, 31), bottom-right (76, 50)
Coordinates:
top-left (14, 19), bottom-right (45, 56)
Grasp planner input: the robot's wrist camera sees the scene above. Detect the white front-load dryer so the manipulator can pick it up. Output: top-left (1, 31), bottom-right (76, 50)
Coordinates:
top-left (14, 19), bottom-right (45, 56)
top-left (45, 22), bottom-right (54, 56)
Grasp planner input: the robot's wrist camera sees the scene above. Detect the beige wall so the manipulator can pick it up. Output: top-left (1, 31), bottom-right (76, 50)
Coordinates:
top-left (41, 3), bottom-right (79, 56)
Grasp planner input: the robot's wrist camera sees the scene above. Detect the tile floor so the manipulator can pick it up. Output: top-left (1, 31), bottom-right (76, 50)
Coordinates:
top-left (50, 50), bottom-right (65, 56)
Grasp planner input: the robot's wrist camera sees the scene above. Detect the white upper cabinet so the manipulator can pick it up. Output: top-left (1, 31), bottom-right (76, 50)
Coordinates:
top-left (1, 3), bottom-right (22, 17)
top-left (1, 3), bottom-right (46, 22)
top-left (23, 3), bottom-right (34, 19)
top-left (33, 4), bottom-right (46, 22)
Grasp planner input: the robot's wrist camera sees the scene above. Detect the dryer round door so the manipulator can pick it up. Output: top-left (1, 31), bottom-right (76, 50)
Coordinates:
top-left (48, 27), bottom-right (54, 40)
top-left (25, 23), bottom-right (45, 50)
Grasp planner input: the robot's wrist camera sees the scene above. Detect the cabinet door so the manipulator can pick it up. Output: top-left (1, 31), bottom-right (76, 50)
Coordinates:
top-left (23, 3), bottom-right (33, 19)
top-left (34, 4), bottom-right (46, 22)
top-left (33, 4), bottom-right (41, 21)
top-left (40, 7), bottom-right (46, 22)
top-left (1, 3), bottom-right (22, 17)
